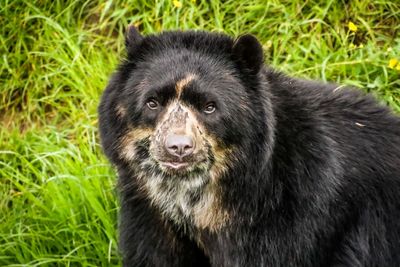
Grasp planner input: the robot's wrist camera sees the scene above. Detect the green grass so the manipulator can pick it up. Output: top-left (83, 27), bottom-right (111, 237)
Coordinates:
top-left (1, 0), bottom-right (399, 265)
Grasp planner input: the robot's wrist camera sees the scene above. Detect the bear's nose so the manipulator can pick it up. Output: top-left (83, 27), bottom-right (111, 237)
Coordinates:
top-left (165, 134), bottom-right (194, 159)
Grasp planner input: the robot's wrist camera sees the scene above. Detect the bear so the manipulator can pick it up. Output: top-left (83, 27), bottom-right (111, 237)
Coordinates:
top-left (98, 26), bottom-right (400, 267)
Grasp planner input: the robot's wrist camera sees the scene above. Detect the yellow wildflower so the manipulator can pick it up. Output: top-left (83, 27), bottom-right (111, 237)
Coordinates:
top-left (348, 21), bottom-right (358, 32)
top-left (173, 0), bottom-right (182, 8)
top-left (396, 64), bottom-right (400, 71)
top-left (264, 40), bottom-right (272, 49)
top-left (388, 58), bottom-right (399, 69)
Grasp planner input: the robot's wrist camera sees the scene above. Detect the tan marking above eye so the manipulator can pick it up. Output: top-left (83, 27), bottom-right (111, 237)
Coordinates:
top-left (175, 74), bottom-right (197, 98)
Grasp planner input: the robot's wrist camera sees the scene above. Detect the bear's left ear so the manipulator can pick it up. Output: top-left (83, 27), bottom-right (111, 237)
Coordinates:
top-left (232, 34), bottom-right (264, 75)
top-left (125, 25), bottom-right (143, 56)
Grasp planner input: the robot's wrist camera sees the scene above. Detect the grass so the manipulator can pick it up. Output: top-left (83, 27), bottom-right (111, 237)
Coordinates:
top-left (1, 0), bottom-right (399, 265)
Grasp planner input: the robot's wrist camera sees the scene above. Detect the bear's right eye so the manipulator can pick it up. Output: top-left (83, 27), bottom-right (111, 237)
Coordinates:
top-left (146, 99), bottom-right (159, 110)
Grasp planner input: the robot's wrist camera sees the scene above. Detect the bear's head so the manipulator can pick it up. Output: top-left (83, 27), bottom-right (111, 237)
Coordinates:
top-left (99, 26), bottom-right (274, 229)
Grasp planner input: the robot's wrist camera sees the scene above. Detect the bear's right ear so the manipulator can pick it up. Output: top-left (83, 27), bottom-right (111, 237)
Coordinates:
top-left (125, 25), bottom-right (143, 56)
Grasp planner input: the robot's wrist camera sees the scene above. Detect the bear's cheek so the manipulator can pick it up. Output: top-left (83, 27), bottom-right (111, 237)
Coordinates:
top-left (117, 127), bottom-right (154, 163)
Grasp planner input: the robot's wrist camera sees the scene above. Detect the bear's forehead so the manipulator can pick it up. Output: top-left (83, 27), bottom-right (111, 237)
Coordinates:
top-left (132, 54), bottom-right (246, 101)
top-left (139, 48), bottom-right (236, 80)
top-left (134, 73), bottom-right (246, 111)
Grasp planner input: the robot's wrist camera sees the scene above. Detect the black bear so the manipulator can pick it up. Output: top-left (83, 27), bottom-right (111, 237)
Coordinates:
top-left (98, 26), bottom-right (400, 267)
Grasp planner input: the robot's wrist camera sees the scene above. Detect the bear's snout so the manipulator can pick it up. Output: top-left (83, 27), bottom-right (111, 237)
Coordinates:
top-left (164, 133), bottom-right (195, 160)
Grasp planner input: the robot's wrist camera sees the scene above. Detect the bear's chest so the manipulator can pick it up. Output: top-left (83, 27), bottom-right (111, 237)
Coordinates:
top-left (140, 173), bottom-right (207, 222)
top-left (138, 172), bottom-right (228, 231)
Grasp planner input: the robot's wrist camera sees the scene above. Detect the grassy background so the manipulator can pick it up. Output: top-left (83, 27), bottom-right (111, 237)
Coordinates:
top-left (1, 0), bottom-right (399, 266)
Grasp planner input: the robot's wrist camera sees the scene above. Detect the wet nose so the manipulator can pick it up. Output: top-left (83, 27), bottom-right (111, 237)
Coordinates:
top-left (165, 134), bottom-right (194, 159)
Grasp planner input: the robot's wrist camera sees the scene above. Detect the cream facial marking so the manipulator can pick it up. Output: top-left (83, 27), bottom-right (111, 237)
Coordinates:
top-left (115, 104), bottom-right (127, 118)
top-left (175, 74), bottom-right (197, 98)
top-left (119, 127), bottom-right (153, 161)
top-left (144, 101), bottom-right (233, 231)
top-left (191, 139), bottom-right (232, 231)
top-left (120, 98), bottom-right (232, 231)
top-left (150, 100), bottom-right (203, 157)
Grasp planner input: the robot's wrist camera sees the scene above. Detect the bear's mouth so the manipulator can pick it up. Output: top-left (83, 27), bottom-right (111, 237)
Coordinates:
top-left (156, 157), bottom-right (210, 174)
top-left (159, 161), bottom-right (190, 170)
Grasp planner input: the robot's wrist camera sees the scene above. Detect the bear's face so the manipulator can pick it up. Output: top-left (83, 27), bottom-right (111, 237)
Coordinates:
top-left (100, 27), bottom-right (268, 229)
top-left (119, 51), bottom-right (252, 178)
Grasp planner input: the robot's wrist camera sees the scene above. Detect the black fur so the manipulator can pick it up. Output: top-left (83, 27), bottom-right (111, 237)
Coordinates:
top-left (98, 28), bottom-right (400, 267)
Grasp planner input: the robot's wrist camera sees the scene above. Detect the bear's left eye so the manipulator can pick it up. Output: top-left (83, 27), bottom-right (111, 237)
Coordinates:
top-left (203, 102), bottom-right (216, 114)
